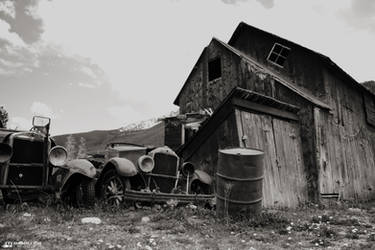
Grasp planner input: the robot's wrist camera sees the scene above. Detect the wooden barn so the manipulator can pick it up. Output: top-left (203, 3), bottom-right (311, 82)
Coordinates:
top-left (173, 22), bottom-right (375, 207)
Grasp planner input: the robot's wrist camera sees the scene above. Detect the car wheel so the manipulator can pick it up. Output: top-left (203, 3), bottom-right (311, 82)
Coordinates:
top-left (100, 169), bottom-right (131, 206)
top-left (1, 189), bottom-right (13, 204)
top-left (1, 189), bottom-right (22, 204)
top-left (74, 179), bottom-right (96, 208)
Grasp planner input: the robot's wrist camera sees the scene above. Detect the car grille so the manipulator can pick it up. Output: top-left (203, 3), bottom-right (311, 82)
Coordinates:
top-left (153, 153), bottom-right (178, 177)
top-left (151, 153), bottom-right (178, 193)
top-left (6, 138), bottom-right (44, 186)
top-left (11, 138), bottom-right (44, 164)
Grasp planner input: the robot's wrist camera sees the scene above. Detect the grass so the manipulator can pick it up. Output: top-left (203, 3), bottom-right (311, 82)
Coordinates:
top-left (1, 200), bottom-right (375, 249)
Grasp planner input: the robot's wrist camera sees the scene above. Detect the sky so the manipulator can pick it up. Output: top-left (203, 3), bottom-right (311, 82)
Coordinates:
top-left (0, 0), bottom-right (374, 135)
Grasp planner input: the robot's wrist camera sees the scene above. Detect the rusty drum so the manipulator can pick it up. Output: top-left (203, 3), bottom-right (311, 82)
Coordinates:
top-left (216, 148), bottom-right (264, 219)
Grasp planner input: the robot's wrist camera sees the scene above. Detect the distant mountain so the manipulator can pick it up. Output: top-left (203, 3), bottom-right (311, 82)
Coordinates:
top-left (362, 80), bottom-right (375, 95)
top-left (53, 121), bottom-right (165, 155)
top-left (119, 117), bottom-right (159, 132)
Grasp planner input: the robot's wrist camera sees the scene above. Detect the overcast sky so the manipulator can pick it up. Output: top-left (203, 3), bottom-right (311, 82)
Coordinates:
top-left (0, 0), bottom-right (374, 135)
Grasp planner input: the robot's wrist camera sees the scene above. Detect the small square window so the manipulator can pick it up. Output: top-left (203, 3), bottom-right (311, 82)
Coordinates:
top-left (267, 43), bottom-right (291, 67)
top-left (208, 57), bottom-right (221, 81)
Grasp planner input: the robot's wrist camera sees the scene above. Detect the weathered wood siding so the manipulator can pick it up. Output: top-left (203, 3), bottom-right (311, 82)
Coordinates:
top-left (179, 47), bottom-right (319, 202)
top-left (315, 70), bottom-right (375, 200)
top-left (236, 109), bottom-right (308, 207)
top-left (183, 103), bottom-right (308, 208)
top-left (239, 58), bottom-right (319, 201)
top-left (178, 40), bottom-right (241, 114)
top-left (229, 24), bottom-right (326, 98)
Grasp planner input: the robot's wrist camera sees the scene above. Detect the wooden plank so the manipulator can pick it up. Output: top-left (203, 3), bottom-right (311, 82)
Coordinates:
top-left (272, 118), bottom-right (308, 207)
top-left (235, 109), bottom-right (245, 147)
top-left (272, 119), bottom-right (291, 206)
top-left (239, 111), bottom-right (280, 207)
top-left (232, 98), bottom-right (299, 121)
top-left (315, 108), bottom-right (334, 194)
top-left (260, 115), bottom-right (280, 207)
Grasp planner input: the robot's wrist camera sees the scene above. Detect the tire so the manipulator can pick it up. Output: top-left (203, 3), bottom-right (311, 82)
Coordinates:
top-left (100, 169), bottom-right (131, 206)
top-left (74, 179), bottom-right (96, 208)
top-left (0, 189), bottom-right (13, 204)
top-left (1, 189), bottom-right (23, 204)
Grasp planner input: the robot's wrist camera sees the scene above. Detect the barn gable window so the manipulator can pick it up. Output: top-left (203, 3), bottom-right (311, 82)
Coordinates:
top-left (267, 43), bottom-right (290, 67)
top-left (208, 57), bottom-right (222, 81)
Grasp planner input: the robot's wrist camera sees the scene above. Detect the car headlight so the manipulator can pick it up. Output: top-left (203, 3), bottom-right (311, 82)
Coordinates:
top-left (49, 146), bottom-right (68, 167)
top-left (137, 155), bottom-right (154, 173)
top-left (181, 162), bottom-right (195, 177)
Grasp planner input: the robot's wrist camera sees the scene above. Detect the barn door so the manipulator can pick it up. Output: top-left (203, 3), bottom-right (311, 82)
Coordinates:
top-left (313, 107), bottom-right (341, 197)
top-left (236, 110), bottom-right (307, 207)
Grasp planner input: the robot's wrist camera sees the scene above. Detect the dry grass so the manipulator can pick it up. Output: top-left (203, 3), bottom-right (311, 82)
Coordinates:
top-left (1, 200), bottom-right (375, 249)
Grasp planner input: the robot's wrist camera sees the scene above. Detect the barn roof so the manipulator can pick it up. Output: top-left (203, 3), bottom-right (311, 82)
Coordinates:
top-left (229, 22), bottom-right (374, 99)
top-left (174, 22), bottom-right (374, 108)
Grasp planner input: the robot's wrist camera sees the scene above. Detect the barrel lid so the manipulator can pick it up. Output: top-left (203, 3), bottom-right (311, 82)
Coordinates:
top-left (220, 148), bottom-right (263, 156)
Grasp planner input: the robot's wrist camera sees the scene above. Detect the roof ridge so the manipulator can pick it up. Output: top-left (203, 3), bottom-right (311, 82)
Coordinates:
top-left (228, 22), bottom-right (365, 88)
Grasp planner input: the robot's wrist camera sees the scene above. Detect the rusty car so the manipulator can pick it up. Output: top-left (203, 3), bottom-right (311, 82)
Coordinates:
top-left (0, 116), bottom-right (96, 206)
top-left (94, 142), bottom-right (214, 206)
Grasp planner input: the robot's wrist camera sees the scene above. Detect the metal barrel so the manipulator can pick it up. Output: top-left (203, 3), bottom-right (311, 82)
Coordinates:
top-left (216, 148), bottom-right (264, 219)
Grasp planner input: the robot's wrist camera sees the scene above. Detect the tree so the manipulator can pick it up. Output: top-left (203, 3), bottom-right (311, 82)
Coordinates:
top-left (0, 106), bottom-right (8, 128)
top-left (77, 137), bottom-right (87, 159)
top-left (65, 134), bottom-right (77, 160)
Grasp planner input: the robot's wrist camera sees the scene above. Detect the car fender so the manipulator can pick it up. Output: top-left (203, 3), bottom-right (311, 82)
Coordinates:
top-left (102, 157), bottom-right (138, 177)
top-left (59, 159), bottom-right (96, 193)
top-left (191, 170), bottom-right (212, 185)
top-left (148, 146), bottom-right (179, 158)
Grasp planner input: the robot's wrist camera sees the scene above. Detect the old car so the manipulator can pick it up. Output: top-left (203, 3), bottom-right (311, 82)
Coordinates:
top-left (95, 142), bottom-right (213, 206)
top-left (0, 116), bottom-right (96, 206)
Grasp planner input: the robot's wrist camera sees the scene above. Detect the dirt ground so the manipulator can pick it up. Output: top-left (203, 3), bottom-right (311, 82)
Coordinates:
top-left (1, 200), bottom-right (375, 250)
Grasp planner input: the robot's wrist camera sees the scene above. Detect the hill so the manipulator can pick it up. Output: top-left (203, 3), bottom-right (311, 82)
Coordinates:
top-left (53, 121), bottom-right (165, 154)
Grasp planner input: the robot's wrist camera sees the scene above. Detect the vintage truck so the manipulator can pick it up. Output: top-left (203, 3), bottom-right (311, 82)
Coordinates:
top-left (94, 142), bottom-right (214, 206)
top-left (0, 116), bottom-right (96, 206)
